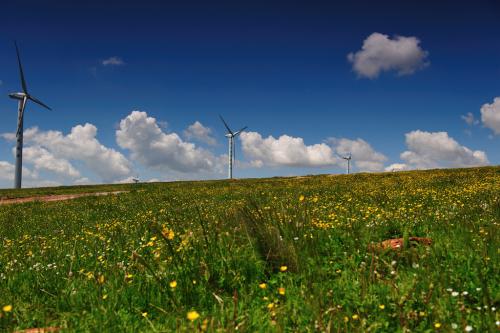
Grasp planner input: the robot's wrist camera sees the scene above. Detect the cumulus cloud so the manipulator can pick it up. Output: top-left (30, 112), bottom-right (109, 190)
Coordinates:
top-left (240, 131), bottom-right (339, 168)
top-left (0, 161), bottom-right (39, 185)
top-left (101, 56), bottom-right (125, 66)
top-left (23, 147), bottom-right (80, 179)
top-left (480, 97), bottom-right (500, 135)
top-left (327, 137), bottom-right (387, 172)
top-left (348, 32), bottom-right (429, 78)
top-left (399, 130), bottom-right (488, 169)
top-left (0, 161), bottom-right (16, 182)
top-left (116, 111), bottom-right (222, 174)
top-left (3, 124), bottom-right (132, 183)
top-left (461, 112), bottom-right (479, 126)
top-left (183, 121), bottom-right (217, 145)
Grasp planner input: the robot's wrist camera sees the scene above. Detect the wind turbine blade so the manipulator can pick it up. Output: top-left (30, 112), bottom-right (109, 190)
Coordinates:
top-left (15, 41), bottom-right (28, 94)
top-left (28, 96), bottom-right (52, 110)
top-left (219, 115), bottom-right (233, 135)
top-left (233, 126), bottom-right (248, 136)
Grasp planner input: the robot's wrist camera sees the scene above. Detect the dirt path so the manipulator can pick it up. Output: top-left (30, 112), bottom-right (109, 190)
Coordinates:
top-left (0, 191), bottom-right (128, 205)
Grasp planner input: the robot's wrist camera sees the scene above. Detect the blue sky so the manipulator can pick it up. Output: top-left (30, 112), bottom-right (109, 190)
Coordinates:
top-left (1, 0), bottom-right (499, 187)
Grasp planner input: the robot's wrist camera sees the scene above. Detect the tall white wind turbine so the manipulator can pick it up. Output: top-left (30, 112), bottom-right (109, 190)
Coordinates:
top-left (219, 115), bottom-right (247, 179)
top-left (8, 41), bottom-right (51, 189)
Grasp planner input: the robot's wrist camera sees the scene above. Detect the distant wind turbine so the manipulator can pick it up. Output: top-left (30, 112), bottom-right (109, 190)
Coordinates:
top-left (336, 152), bottom-right (352, 175)
top-left (219, 115), bottom-right (247, 179)
top-left (8, 41), bottom-right (51, 189)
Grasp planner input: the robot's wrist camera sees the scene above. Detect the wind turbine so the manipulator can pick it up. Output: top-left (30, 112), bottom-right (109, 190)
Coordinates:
top-left (342, 153), bottom-right (352, 174)
top-left (8, 41), bottom-right (51, 189)
top-left (219, 115), bottom-right (247, 179)
top-left (336, 152), bottom-right (352, 175)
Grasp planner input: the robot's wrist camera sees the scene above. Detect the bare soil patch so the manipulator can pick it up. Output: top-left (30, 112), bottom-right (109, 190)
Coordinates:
top-left (0, 191), bottom-right (128, 205)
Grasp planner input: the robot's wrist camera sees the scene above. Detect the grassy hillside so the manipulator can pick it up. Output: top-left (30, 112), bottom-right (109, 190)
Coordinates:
top-left (0, 167), bottom-right (499, 332)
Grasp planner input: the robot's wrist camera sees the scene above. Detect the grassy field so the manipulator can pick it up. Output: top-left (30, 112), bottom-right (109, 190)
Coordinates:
top-left (0, 167), bottom-right (499, 332)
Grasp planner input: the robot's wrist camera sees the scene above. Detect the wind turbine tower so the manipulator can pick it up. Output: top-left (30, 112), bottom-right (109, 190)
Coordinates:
top-left (9, 42), bottom-right (51, 189)
top-left (219, 115), bottom-right (247, 179)
top-left (342, 153), bottom-right (352, 175)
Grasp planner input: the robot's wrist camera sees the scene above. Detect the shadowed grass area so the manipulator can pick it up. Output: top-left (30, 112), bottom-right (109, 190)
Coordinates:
top-left (0, 167), bottom-right (499, 332)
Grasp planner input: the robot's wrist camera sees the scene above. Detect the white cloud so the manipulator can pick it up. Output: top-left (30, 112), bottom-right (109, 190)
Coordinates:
top-left (399, 130), bottom-right (488, 169)
top-left (1, 132), bottom-right (15, 141)
top-left (116, 111), bottom-right (222, 174)
top-left (0, 161), bottom-right (16, 182)
top-left (183, 121), bottom-right (217, 145)
top-left (74, 177), bottom-right (92, 185)
top-left (461, 112), bottom-right (479, 126)
top-left (327, 137), bottom-right (387, 172)
top-left (384, 163), bottom-right (409, 172)
top-left (348, 32), bottom-right (429, 78)
top-left (240, 132), bottom-right (387, 172)
top-left (114, 176), bottom-right (138, 184)
top-left (3, 124), bottom-right (132, 183)
top-left (480, 97), bottom-right (500, 135)
top-left (102, 56), bottom-right (125, 66)
top-left (23, 147), bottom-right (80, 179)
top-left (0, 161), bottom-right (39, 185)
top-left (240, 131), bottom-right (339, 168)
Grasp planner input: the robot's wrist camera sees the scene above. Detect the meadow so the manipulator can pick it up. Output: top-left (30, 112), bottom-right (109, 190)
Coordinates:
top-left (0, 167), bottom-right (499, 332)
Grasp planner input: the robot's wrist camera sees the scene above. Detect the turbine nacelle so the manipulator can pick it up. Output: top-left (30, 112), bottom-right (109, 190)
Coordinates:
top-left (9, 92), bottom-right (26, 100)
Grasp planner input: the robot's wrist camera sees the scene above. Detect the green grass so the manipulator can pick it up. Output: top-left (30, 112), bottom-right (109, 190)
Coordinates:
top-left (0, 167), bottom-right (499, 332)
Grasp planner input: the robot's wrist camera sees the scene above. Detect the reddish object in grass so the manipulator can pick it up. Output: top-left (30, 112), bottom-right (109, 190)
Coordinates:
top-left (370, 237), bottom-right (432, 251)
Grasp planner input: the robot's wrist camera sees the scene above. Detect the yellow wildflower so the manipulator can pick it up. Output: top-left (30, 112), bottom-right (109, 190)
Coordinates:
top-left (434, 322), bottom-right (441, 329)
top-left (379, 304), bottom-right (385, 310)
top-left (187, 310), bottom-right (200, 321)
top-left (169, 280), bottom-right (177, 288)
top-left (2, 305), bottom-right (12, 312)
top-left (259, 283), bottom-right (267, 289)
top-left (162, 227), bottom-right (175, 240)
top-left (278, 287), bottom-right (285, 295)
top-left (299, 195), bottom-right (305, 202)
top-left (352, 314), bottom-right (359, 320)
top-left (142, 312), bottom-right (148, 317)
top-left (280, 265), bottom-right (288, 272)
